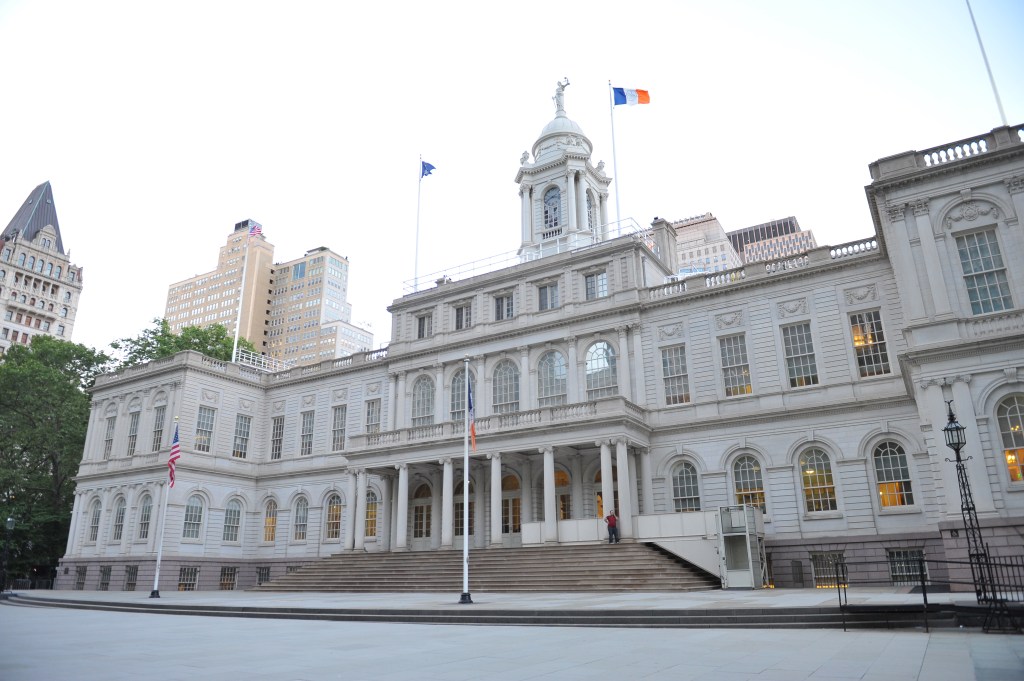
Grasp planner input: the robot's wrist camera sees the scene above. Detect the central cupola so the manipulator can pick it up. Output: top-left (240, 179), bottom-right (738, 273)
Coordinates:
top-left (515, 79), bottom-right (612, 260)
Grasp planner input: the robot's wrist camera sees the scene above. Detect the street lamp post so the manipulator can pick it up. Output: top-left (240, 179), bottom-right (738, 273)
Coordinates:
top-left (3, 517), bottom-right (13, 593)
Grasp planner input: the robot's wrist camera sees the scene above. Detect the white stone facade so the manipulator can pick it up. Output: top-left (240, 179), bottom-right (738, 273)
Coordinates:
top-left (57, 95), bottom-right (1024, 591)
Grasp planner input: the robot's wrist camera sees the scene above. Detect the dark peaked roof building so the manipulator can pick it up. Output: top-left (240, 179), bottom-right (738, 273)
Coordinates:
top-left (2, 181), bottom-right (66, 254)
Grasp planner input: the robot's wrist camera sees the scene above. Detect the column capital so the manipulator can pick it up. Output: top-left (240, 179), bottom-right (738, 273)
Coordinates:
top-left (538, 446), bottom-right (554, 455)
top-left (886, 203), bottom-right (906, 223)
top-left (439, 456), bottom-right (452, 465)
top-left (487, 452), bottom-right (501, 461)
top-left (1004, 175), bottom-right (1024, 195)
top-left (951, 374), bottom-right (972, 385)
top-left (615, 325), bottom-right (629, 336)
top-left (615, 436), bottom-right (628, 446)
top-left (594, 439), bottom-right (611, 448)
top-left (394, 463), bottom-right (407, 471)
top-left (565, 335), bottom-right (577, 345)
top-left (911, 198), bottom-right (930, 216)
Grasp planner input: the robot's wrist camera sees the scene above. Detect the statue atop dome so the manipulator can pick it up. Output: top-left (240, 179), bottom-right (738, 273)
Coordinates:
top-left (553, 77), bottom-right (570, 115)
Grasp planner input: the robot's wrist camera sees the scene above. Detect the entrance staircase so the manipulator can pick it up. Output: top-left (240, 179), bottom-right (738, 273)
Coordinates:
top-left (254, 542), bottom-right (720, 593)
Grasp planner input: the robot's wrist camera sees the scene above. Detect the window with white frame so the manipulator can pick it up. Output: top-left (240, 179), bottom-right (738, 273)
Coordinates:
top-left (137, 494), bottom-right (152, 540)
top-left (555, 470), bottom-right (572, 520)
top-left (585, 341), bottom-right (617, 399)
top-left (492, 360), bottom-right (520, 414)
top-left (537, 351), bottom-right (567, 406)
top-left (672, 462), bottom-right (701, 512)
top-left (996, 395), bottom-right (1024, 483)
top-left (126, 412), bottom-right (140, 456)
top-left (103, 416), bottom-right (116, 459)
top-left (365, 399), bottom-right (381, 434)
top-left (195, 406), bottom-right (216, 453)
top-left (365, 490), bottom-right (379, 538)
top-left (450, 369), bottom-right (474, 421)
top-left (293, 498), bottom-right (308, 541)
top-left (454, 303), bottom-right (472, 330)
top-left (151, 405), bottom-right (165, 452)
top-left (719, 334), bottom-right (752, 396)
top-left (955, 230), bottom-right (1013, 314)
top-left (782, 323), bottom-right (819, 387)
top-left (411, 376), bottom-right (435, 426)
top-left (111, 498), bottom-right (126, 541)
top-left (88, 500), bottom-right (101, 542)
top-left (416, 313), bottom-right (433, 339)
top-left (331, 405), bottom-right (347, 451)
top-left (873, 441), bottom-right (914, 508)
top-left (584, 271), bottom-right (608, 300)
top-left (223, 499), bottom-right (242, 542)
top-left (299, 411), bottom-right (314, 455)
top-left (270, 416), bottom-right (284, 459)
top-left (413, 484), bottom-right (432, 538)
top-left (494, 293), bottom-right (514, 321)
top-left (263, 500), bottom-right (278, 542)
top-left (538, 282), bottom-right (559, 311)
top-left (733, 455), bottom-right (765, 512)
top-left (799, 448), bottom-right (837, 512)
top-left (182, 495), bottom-right (204, 539)
top-left (661, 345), bottom-right (690, 405)
top-left (232, 414), bottom-right (251, 459)
top-left (324, 493), bottom-right (343, 540)
top-left (849, 310), bottom-right (890, 377)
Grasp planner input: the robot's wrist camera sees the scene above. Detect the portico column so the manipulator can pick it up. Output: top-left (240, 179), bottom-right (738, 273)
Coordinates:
top-left (541, 447), bottom-right (557, 542)
top-left (343, 471), bottom-right (357, 551)
top-left (598, 440), bottom-right (614, 517)
top-left (639, 447), bottom-right (654, 514)
top-left (441, 457), bottom-right (454, 547)
top-left (566, 336), bottom-right (579, 403)
top-left (521, 458), bottom-right (533, 524)
top-left (66, 492), bottom-right (82, 554)
top-left (566, 171), bottom-right (576, 232)
top-left (473, 460), bottom-right (486, 547)
top-left (380, 473), bottom-right (393, 551)
top-left (950, 376), bottom-right (996, 513)
top-left (489, 452), bottom-right (503, 546)
top-left (395, 372), bottom-right (407, 429)
top-left (434, 363), bottom-right (445, 424)
top-left (571, 453), bottom-right (584, 519)
top-left (615, 439), bottom-right (634, 538)
top-left (616, 325), bottom-right (633, 401)
top-left (354, 469), bottom-right (368, 550)
top-left (394, 464), bottom-right (409, 550)
top-left (430, 469), bottom-right (442, 549)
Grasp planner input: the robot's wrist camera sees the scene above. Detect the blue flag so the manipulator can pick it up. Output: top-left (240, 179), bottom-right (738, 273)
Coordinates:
top-left (421, 161), bottom-right (436, 178)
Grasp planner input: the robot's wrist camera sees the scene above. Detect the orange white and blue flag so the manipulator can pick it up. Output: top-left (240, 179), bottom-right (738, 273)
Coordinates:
top-left (467, 380), bottom-right (476, 451)
top-left (612, 87), bottom-right (650, 106)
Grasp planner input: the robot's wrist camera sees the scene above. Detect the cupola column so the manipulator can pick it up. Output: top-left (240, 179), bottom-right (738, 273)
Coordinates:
top-left (520, 187), bottom-right (532, 244)
top-left (576, 174), bottom-right (587, 231)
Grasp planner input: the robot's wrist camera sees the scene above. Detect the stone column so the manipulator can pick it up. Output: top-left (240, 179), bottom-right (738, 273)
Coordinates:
top-left (354, 469), bottom-right (368, 550)
top-left (388, 373), bottom-right (399, 431)
top-left (639, 448), bottom-right (654, 514)
top-left (565, 336), bottom-right (579, 403)
top-left (950, 376), bottom-right (996, 513)
top-left (921, 381), bottom-right (961, 517)
top-left (380, 473), bottom-right (393, 551)
top-left (489, 452), bottom-right (503, 546)
top-left (571, 452), bottom-right (585, 519)
top-left (473, 461), bottom-right (487, 547)
top-left (599, 192), bottom-right (609, 238)
top-left (576, 176), bottom-right (588, 231)
top-left (474, 355), bottom-right (487, 419)
top-left (630, 324), bottom-right (646, 403)
top-left (521, 458), bottom-right (533, 524)
top-left (520, 186), bottom-right (531, 244)
top-left (343, 472), bottom-right (357, 551)
top-left (394, 464), bottom-right (409, 550)
top-left (599, 440), bottom-right (614, 516)
top-left (542, 446), bottom-right (557, 542)
top-left (441, 457), bottom-right (454, 547)
top-left (1002, 178), bottom-right (1024, 302)
top-left (395, 372), bottom-right (407, 430)
top-left (911, 199), bottom-right (953, 317)
top-left (616, 326), bottom-right (633, 401)
top-left (883, 205), bottom-right (927, 322)
top-left (518, 345), bottom-right (531, 409)
top-left (615, 439), bottom-right (633, 538)
top-left (566, 171), bottom-right (576, 232)
top-left (434, 363), bottom-right (445, 425)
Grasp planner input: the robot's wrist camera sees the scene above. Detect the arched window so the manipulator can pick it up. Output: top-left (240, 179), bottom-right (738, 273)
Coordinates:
top-left (27, 256), bottom-right (34, 270)
top-left (501, 475), bottom-right (521, 534)
top-left (733, 455), bottom-right (765, 512)
top-left (586, 191), bottom-right (595, 230)
top-left (324, 493), bottom-right (343, 540)
top-left (35, 259), bottom-right (43, 273)
top-left (411, 376), bottom-right (435, 427)
top-left (873, 442), bottom-right (914, 507)
top-left (55, 266), bottom-right (61, 279)
top-left (61, 307), bottom-right (68, 317)
top-left (672, 462), bottom-right (701, 512)
top-left (585, 341), bottom-right (617, 399)
top-left (17, 253), bottom-right (25, 266)
top-left (799, 448), bottom-right (837, 512)
top-left (997, 395), bottom-right (1024, 483)
top-left (223, 499), bottom-right (242, 542)
top-left (543, 187), bottom-right (561, 232)
top-left (454, 480), bottom-right (474, 536)
top-left (555, 469), bottom-right (572, 519)
top-left (413, 484), bottom-right (432, 538)
top-left (294, 497), bottom-right (309, 541)
top-left (537, 351), bottom-right (567, 406)
top-left (492, 359), bottom-right (520, 414)
top-left (46, 263), bottom-right (52, 276)
top-left (137, 494), bottom-right (153, 540)
top-left (64, 291), bottom-right (71, 302)
top-left (263, 500), bottom-right (278, 542)
top-left (365, 490), bottom-right (379, 538)
top-left (182, 495), bottom-right (204, 539)
top-left (88, 500), bottom-right (102, 542)
top-left (112, 498), bottom-right (126, 541)
top-left (450, 368), bottom-right (474, 422)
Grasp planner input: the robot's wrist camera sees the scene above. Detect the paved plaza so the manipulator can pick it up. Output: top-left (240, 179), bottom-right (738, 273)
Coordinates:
top-left (1, 590), bottom-right (1021, 680)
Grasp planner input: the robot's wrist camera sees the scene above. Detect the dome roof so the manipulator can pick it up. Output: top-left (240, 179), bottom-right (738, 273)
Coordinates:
top-left (540, 111), bottom-right (585, 138)
top-left (532, 110), bottom-right (593, 163)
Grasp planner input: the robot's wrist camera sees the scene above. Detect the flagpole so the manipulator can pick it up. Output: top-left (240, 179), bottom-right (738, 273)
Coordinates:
top-left (231, 228), bottom-right (251, 362)
top-left (150, 417), bottom-right (178, 598)
top-left (965, 0), bottom-right (1008, 127)
top-left (415, 156), bottom-right (423, 293)
top-left (608, 81), bottom-right (621, 236)
top-left (459, 356), bottom-right (473, 604)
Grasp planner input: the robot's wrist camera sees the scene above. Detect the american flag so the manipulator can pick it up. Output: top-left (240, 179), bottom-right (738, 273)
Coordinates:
top-left (168, 424), bottom-right (181, 487)
top-left (467, 380), bottom-right (476, 451)
top-left (248, 221), bottom-right (262, 238)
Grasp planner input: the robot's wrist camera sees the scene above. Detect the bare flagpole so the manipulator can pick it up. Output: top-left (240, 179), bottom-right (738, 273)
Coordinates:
top-left (459, 356), bottom-right (473, 604)
top-left (415, 156), bottom-right (423, 293)
top-left (150, 417), bottom-right (179, 598)
top-left (965, 0), bottom-right (1008, 127)
top-left (608, 81), bottom-right (622, 235)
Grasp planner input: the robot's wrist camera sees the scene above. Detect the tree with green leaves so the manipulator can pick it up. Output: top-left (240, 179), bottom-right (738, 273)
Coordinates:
top-left (109, 318), bottom-right (256, 369)
top-left (0, 336), bottom-right (110, 585)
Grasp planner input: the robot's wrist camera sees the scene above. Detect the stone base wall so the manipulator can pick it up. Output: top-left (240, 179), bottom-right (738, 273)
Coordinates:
top-left (52, 557), bottom-right (315, 593)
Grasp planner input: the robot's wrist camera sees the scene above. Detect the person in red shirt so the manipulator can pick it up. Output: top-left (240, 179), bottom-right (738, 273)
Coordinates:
top-left (604, 509), bottom-right (619, 544)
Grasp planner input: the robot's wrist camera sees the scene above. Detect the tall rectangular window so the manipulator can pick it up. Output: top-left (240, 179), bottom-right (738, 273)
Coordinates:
top-left (195, 406), bottom-right (216, 453)
top-left (75, 566), bottom-right (87, 590)
top-left (151, 405), bottom-right (165, 452)
top-left (299, 411), bottom-right (314, 456)
top-left (365, 399), bottom-right (381, 434)
top-left (494, 294), bottom-right (514, 321)
top-left (416, 314), bottom-right (433, 339)
top-left (849, 310), bottom-right (890, 377)
top-left (98, 566), bottom-right (111, 591)
top-left (177, 566), bottom-right (199, 591)
top-left (103, 416), bottom-right (116, 459)
top-left (661, 345), bottom-right (690, 405)
top-left (782, 323), bottom-right (819, 387)
top-left (219, 567), bottom-right (238, 591)
top-left (123, 565), bottom-right (138, 591)
top-left (454, 304), bottom-right (472, 330)
top-left (538, 283), bottom-right (559, 311)
top-left (331, 405), bottom-right (347, 451)
top-left (232, 414), bottom-right (251, 459)
top-left (584, 271), bottom-right (608, 300)
top-left (270, 416), bottom-right (284, 460)
top-left (719, 335), bottom-right (752, 396)
top-left (126, 412), bottom-right (140, 457)
top-left (956, 230), bottom-right (1013, 314)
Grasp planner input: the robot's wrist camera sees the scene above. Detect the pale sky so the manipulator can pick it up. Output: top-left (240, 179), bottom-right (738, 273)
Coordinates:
top-left (1, 0), bottom-right (1021, 354)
